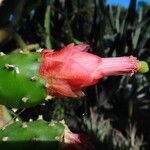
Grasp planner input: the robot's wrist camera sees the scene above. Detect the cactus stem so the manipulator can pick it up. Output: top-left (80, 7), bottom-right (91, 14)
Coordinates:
top-left (21, 122), bottom-right (28, 128)
top-left (2, 136), bottom-right (8, 141)
top-left (0, 52), bottom-right (5, 56)
top-left (37, 115), bottom-right (43, 120)
top-left (4, 64), bottom-right (15, 70)
top-left (31, 76), bottom-right (38, 81)
top-left (45, 95), bottom-right (53, 101)
top-left (21, 97), bottom-right (29, 103)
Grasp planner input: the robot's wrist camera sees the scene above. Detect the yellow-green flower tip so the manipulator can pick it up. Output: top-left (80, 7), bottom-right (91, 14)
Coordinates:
top-left (138, 61), bottom-right (149, 73)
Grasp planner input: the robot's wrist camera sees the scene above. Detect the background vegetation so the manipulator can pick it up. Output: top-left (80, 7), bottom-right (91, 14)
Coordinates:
top-left (0, 0), bottom-right (150, 149)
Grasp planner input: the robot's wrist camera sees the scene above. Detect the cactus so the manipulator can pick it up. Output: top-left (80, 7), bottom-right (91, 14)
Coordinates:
top-left (0, 44), bottom-right (148, 108)
top-left (0, 119), bottom-right (95, 150)
top-left (0, 52), bottom-right (46, 108)
top-left (0, 120), bottom-right (65, 150)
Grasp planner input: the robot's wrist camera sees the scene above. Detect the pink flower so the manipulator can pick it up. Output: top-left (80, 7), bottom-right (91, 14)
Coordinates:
top-left (39, 44), bottom-right (140, 97)
top-left (63, 132), bottom-right (95, 150)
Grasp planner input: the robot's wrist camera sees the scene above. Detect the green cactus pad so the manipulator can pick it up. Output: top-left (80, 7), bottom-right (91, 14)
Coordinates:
top-left (0, 53), bottom-right (46, 108)
top-left (0, 120), bottom-right (65, 150)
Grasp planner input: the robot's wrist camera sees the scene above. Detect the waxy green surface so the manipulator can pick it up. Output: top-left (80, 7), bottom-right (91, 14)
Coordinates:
top-left (0, 53), bottom-right (46, 108)
top-left (0, 120), bottom-right (65, 150)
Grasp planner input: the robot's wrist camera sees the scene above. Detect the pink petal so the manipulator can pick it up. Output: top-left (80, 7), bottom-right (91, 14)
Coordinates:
top-left (100, 56), bottom-right (140, 76)
top-left (74, 44), bottom-right (91, 52)
top-left (46, 79), bottom-right (81, 97)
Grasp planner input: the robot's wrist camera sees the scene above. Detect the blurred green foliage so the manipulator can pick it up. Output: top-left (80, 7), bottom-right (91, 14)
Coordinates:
top-left (0, 0), bottom-right (150, 149)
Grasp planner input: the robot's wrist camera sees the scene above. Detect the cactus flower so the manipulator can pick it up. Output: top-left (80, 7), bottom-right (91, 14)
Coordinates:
top-left (63, 132), bottom-right (95, 150)
top-left (39, 43), bottom-right (140, 97)
top-left (0, 43), bottom-right (148, 108)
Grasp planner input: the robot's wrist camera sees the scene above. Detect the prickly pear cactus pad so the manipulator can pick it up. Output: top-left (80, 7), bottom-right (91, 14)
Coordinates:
top-left (0, 52), bottom-right (46, 108)
top-left (0, 120), bottom-right (65, 150)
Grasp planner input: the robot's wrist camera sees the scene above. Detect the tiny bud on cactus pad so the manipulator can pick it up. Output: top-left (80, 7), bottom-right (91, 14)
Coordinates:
top-left (0, 44), bottom-right (148, 108)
